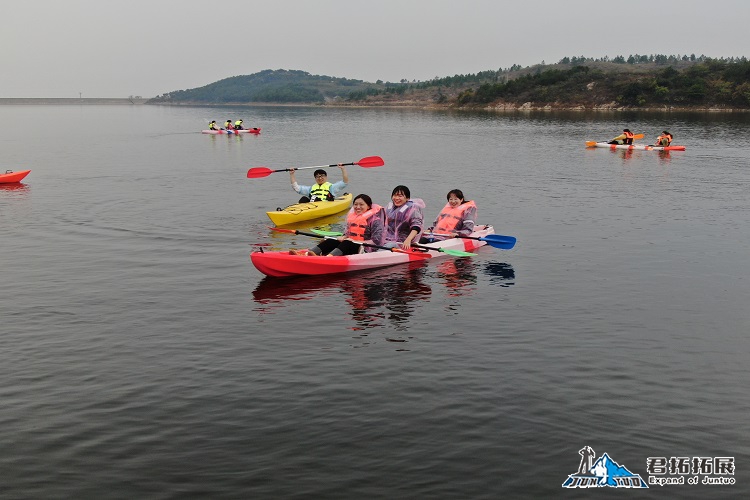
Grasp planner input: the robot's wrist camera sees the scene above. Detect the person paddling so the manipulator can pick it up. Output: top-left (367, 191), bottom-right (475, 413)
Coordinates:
top-left (420, 189), bottom-right (477, 243)
top-left (655, 130), bottom-right (673, 146)
top-left (291, 194), bottom-right (384, 256)
top-left (208, 120), bottom-right (219, 131)
top-left (609, 128), bottom-right (634, 145)
top-left (224, 119), bottom-right (234, 130)
top-left (290, 164), bottom-right (349, 203)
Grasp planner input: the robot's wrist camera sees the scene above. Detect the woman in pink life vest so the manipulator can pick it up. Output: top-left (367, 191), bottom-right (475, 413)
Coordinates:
top-left (420, 189), bottom-right (477, 243)
top-left (292, 194), bottom-right (384, 256)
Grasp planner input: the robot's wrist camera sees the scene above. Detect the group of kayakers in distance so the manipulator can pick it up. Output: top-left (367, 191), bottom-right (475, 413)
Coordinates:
top-left (208, 119), bottom-right (259, 131)
top-left (288, 168), bottom-right (476, 256)
top-left (608, 128), bottom-right (673, 146)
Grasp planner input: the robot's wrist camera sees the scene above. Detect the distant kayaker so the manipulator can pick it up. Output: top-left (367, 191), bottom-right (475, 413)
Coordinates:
top-left (420, 189), bottom-right (477, 243)
top-left (291, 194), bottom-right (384, 256)
top-left (290, 164), bottom-right (349, 203)
top-left (208, 120), bottom-right (219, 130)
top-left (224, 119), bottom-right (234, 130)
top-left (609, 128), bottom-right (634, 145)
top-left (382, 185), bottom-right (424, 251)
top-left (234, 119), bottom-right (244, 130)
top-left (655, 130), bottom-right (673, 146)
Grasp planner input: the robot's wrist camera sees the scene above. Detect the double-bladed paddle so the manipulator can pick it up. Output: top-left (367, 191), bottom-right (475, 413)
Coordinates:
top-left (309, 229), bottom-right (477, 257)
top-left (247, 156), bottom-right (384, 179)
top-left (586, 133), bottom-right (644, 147)
top-left (270, 226), bottom-right (425, 254)
top-left (422, 232), bottom-right (516, 250)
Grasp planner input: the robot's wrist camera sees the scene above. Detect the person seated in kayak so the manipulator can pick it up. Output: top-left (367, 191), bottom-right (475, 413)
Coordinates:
top-left (208, 120), bottom-right (220, 130)
top-left (291, 194), bottom-right (384, 256)
top-left (654, 130), bottom-right (673, 146)
top-left (290, 164), bottom-right (349, 203)
top-left (234, 119), bottom-right (244, 130)
top-left (382, 185), bottom-right (424, 251)
top-left (224, 119), bottom-right (234, 130)
top-left (420, 189), bottom-right (477, 243)
top-left (608, 129), bottom-right (634, 145)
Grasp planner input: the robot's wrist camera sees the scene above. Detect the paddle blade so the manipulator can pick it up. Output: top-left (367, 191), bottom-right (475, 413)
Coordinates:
top-left (247, 167), bottom-right (274, 178)
top-left (634, 133), bottom-right (644, 140)
top-left (268, 226), bottom-right (296, 234)
top-left (585, 141), bottom-right (597, 147)
top-left (356, 156), bottom-right (385, 168)
top-left (311, 229), bottom-right (344, 237)
top-left (438, 248), bottom-right (477, 257)
top-left (481, 234), bottom-right (516, 250)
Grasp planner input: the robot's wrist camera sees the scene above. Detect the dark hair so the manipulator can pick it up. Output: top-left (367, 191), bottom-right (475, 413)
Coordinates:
top-left (391, 185), bottom-right (411, 198)
top-left (353, 193), bottom-right (373, 208)
top-left (623, 128), bottom-right (631, 132)
top-left (663, 130), bottom-right (669, 134)
top-left (447, 189), bottom-right (465, 201)
top-left (313, 169), bottom-right (327, 177)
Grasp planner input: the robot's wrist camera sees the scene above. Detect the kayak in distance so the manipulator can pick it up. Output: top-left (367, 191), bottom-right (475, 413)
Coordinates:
top-left (251, 225), bottom-right (496, 278)
top-left (0, 169), bottom-right (31, 183)
top-left (587, 142), bottom-right (686, 151)
top-left (201, 128), bottom-right (261, 135)
top-left (267, 193), bottom-right (353, 226)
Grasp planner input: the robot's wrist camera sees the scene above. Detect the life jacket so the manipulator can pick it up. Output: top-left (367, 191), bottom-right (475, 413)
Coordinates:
top-left (225, 121), bottom-right (233, 129)
top-left (209, 122), bottom-right (217, 130)
top-left (434, 200), bottom-right (477, 233)
top-left (384, 198), bottom-right (425, 243)
top-left (234, 120), bottom-right (243, 129)
top-left (345, 204), bottom-right (383, 241)
top-left (624, 130), bottom-right (634, 139)
top-left (309, 181), bottom-right (334, 201)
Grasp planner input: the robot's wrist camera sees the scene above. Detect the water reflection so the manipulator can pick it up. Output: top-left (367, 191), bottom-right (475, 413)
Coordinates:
top-left (483, 262), bottom-right (516, 287)
top-left (252, 262), bottom-right (432, 332)
top-left (0, 183), bottom-right (30, 193)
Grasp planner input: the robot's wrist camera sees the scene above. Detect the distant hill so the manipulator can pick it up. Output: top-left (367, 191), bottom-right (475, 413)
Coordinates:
top-left (148, 55), bottom-right (750, 110)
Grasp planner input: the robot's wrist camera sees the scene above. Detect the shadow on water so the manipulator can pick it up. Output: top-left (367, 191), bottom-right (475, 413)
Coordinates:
top-left (484, 261), bottom-right (516, 287)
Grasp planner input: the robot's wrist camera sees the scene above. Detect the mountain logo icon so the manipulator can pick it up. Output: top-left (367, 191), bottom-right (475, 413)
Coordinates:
top-left (562, 447), bottom-right (648, 488)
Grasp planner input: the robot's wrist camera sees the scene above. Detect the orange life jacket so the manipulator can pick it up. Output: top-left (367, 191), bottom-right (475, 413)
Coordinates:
top-left (435, 200), bottom-right (477, 233)
top-left (624, 130), bottom-right (634, 139)
top-left (345, 204), bottom-right (382, 241)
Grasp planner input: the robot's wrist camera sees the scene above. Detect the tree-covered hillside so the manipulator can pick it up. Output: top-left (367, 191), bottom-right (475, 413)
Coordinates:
top-left (149, 69), bottom-right (372, 104)
top-left (148, 55), bottom-right (750, 109)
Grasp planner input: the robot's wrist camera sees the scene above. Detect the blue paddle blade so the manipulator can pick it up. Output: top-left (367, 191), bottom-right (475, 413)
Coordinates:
top-left (481, 235), bottom-right (516, 250)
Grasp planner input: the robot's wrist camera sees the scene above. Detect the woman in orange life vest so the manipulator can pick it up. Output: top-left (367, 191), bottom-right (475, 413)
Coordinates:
top-left (654, 130), bottom-right (673, 146)
top-left (291, 194), bottom-right (384, 256)
top-left (419, 189), bottom-right (477, 243)
top-left (608, 128), bottom-right (635, 145)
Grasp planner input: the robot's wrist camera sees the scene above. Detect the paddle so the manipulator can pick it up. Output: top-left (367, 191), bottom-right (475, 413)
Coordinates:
top-left (269, 227), bottom-right (424, 254)
top-left (423, 232), bottom-right (516, 250)
top-left (247, 156), bottom-right (384, 179)
top-left (309, 229), bottom-right (477, 257)
top-left (586, 133), bottom-right (644, 147)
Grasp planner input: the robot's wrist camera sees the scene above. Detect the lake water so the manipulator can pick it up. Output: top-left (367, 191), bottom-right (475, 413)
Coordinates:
top-left (1, 104), bottom-right (748, 498)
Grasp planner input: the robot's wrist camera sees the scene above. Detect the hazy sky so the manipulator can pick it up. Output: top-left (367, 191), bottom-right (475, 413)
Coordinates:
top-left (3, 0), bottom-right (749, 98)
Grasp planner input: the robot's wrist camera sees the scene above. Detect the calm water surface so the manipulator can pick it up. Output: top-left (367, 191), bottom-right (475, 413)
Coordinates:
top-left (1, 104), bottom-right (749, 498)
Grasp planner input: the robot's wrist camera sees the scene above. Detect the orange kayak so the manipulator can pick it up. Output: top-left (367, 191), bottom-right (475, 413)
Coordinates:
top-left (0, 170), bottom-right (31, 183)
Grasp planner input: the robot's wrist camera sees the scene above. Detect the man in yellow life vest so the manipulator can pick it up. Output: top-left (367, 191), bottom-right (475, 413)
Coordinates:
top-left (609, 128), bottom-right (635, 145)
top-left (224, 119), bottom-right (234, 130)
top-left (290, 164), bottom-right (349, 203)
top-left (208, 120), bottom-right (219, 130)
top-left (234, 119), bottom-right (244, 130)
top-left (655, 130), bottom-right (673, 146)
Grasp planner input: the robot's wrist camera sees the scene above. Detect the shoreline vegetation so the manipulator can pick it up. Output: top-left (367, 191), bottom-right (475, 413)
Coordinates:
top-left (145, 55), bottom-right (750, 113)
top-left (6, 55), bottom-right (750, 112)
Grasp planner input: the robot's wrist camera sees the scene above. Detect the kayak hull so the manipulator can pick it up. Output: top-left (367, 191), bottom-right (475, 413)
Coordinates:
top-left (251, 225), bottom-right (495, 277)
top-left (267, 193), bottom-right (353, 226)
top-left (202, 128), bottom-right (260, 135)
top-left (0, 169), bottom-right (31, 183)
top-left (589, 142), bottom-right (685, 151)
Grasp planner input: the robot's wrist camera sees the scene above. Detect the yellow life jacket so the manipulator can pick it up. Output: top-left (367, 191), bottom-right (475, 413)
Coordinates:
top-left (309, 182), bottom-right (333, 201)
top-left (345, 204), bottom-right (382, 241)
top-left (435, 200), bottom-right (477, 233)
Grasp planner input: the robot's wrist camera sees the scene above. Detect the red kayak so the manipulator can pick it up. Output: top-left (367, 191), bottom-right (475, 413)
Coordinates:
top-left (201, 128), bottom-right (261, 135)
top-left (0, 170), bottom-right (31, 183)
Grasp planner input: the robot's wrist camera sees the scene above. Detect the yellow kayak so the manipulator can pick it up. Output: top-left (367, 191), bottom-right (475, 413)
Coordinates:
top-left (266, 193), bottom-right (352, 226)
